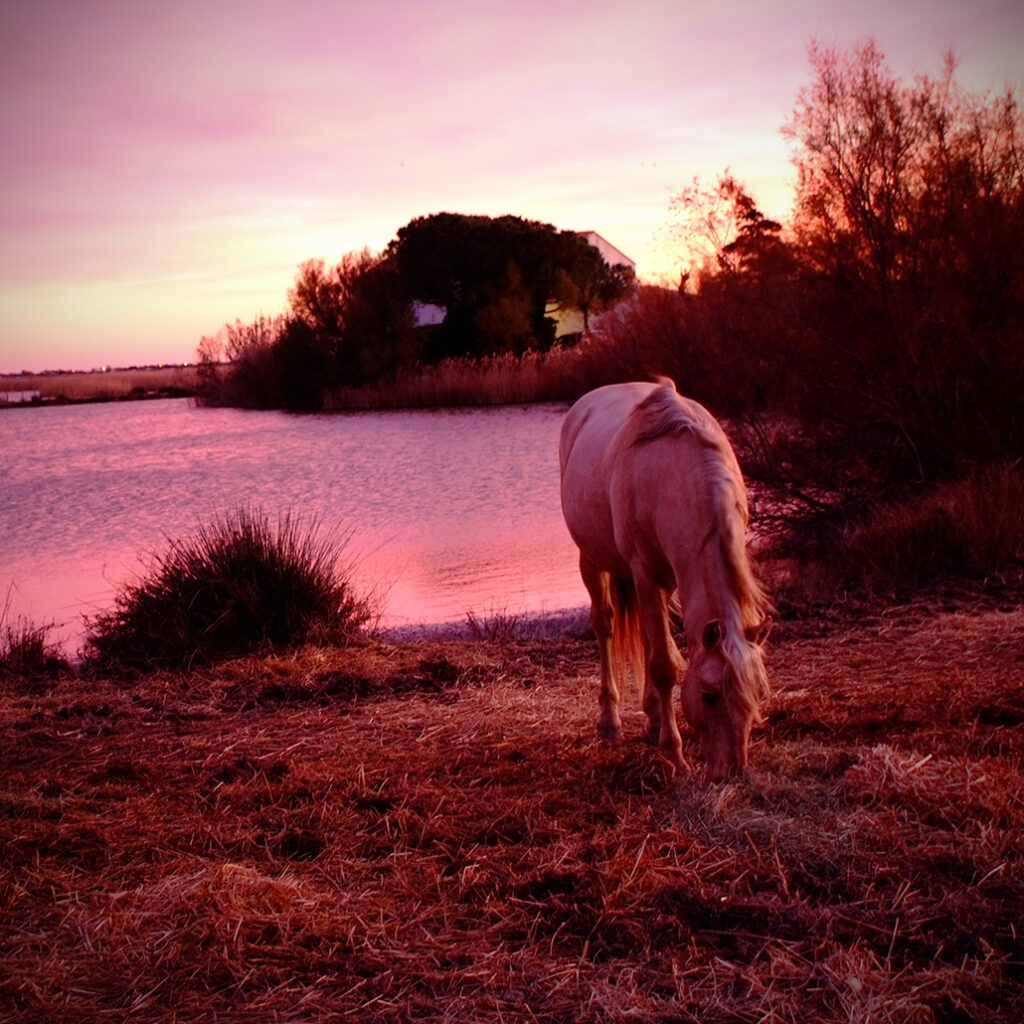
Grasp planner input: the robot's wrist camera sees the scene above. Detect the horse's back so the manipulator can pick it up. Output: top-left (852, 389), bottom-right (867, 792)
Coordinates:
top-left (559, 381), bottom-right (660, 474)
top-left (560, 381), bottom-right (668, 575)
top-left (560, 379), bottom-right (721, 497)
top-left (560, 379), bottom-right (746, 576)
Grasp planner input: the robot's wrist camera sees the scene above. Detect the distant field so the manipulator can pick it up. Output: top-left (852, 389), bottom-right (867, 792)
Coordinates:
top-left (0, 365), bottom-right (205, 403)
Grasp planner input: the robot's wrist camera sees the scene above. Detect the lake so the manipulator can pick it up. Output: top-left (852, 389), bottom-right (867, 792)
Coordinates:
top-left (0, 398), bottom-right (586, 654)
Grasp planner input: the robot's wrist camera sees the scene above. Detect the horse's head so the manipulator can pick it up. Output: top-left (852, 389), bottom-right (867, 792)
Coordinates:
top-left (681, 618), bottom-right (770, 782)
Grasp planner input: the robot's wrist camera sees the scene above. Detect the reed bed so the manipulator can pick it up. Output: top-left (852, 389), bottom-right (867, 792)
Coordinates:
top-left (833, 463), bottom-right (1024, 590)
top-left (2, 597), bottom-right (1022, 1022)
top-left (1, 366), bottom-right (200, 402)
top-left (324, 338), bottom-right (635, 411)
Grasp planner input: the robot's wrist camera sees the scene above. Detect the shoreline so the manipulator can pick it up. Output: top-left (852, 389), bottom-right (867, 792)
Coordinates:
top-left (376, 605), bottom-right (592, 645)
top-left (0, 388), bottom-right (194, 409)
top-left (0, 365), bottom-right (202, 407)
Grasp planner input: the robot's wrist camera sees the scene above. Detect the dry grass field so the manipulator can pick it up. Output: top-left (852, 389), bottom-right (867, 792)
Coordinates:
top-left (2, 591), bottom-right (1022, 1022)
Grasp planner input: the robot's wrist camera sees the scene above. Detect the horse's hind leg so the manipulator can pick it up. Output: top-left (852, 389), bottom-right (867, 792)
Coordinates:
top-left (580, 555), bottom-right (622, 741)
top-left (635, 577), bottom-right (686, 767)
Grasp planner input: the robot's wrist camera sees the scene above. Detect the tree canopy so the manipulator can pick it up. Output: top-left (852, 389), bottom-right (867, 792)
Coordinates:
top-left (388, 213), bottom-right (633, 360)
top-left (784, 41), bottom-right (1024, 474)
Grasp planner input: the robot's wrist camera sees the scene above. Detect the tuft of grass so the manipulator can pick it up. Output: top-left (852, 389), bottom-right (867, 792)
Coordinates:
top-left (0, 604), bottom-right (70, 687)
top-left (82, 507), bottom-right (375, 673)
top-left (465, 604), bottom-right (529, 642)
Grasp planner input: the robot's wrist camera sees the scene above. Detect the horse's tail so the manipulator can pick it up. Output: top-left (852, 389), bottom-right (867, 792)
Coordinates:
top-left (609, 577), bottom-right (645, 694)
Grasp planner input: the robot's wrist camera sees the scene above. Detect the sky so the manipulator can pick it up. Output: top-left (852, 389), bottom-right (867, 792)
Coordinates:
top-left (1, 1), bottom-right (1021, 374)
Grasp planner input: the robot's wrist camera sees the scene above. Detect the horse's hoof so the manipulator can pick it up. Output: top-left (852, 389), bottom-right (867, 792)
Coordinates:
top-left (667, 749), bottom-right (692, 772)
top-left (598, 724), bottom-right (623, 742)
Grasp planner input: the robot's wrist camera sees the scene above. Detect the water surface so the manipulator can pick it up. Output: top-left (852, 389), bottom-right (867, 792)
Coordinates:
top-left (1, 399), bottom-right (586, 652)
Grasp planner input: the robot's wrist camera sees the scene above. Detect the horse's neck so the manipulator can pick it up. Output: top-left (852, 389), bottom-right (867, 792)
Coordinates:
top-left (678, 575), bottom-right (742, 647)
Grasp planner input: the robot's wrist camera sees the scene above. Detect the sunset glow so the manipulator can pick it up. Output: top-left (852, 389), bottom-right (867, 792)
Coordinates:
top-left (1, 0), bottom-right (1021, 373)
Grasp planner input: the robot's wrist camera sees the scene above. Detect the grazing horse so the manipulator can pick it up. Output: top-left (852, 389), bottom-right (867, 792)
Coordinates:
top-left (559, 379), bottom-right (771, 780)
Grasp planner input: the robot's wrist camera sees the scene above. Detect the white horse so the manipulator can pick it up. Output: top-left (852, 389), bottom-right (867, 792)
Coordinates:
top-left (559, 379), bottom-right (771, 780)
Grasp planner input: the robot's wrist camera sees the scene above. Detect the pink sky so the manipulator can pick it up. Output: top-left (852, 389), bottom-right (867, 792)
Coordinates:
top-left (1, 0), bottom-right (1021, 374)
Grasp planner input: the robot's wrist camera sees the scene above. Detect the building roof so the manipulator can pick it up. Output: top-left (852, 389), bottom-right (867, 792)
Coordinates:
top-left (580, 231), bottom-right (635, 271)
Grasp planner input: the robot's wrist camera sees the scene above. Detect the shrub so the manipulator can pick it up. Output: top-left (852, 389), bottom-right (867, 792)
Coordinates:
top-left (822, 462), bottom-right (1024, 592)
top-left (784, 43), bottom-right (1024, 477)
top-left (196, 316), bottom-right (287, 409)
top-left (83, 508), bottom-right (375, 672)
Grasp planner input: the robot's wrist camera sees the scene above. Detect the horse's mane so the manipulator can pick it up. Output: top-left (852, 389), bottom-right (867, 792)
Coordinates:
top-left (628, 379), bottom-right (772, 717)
top-left (627, 377), bottom-right (726, 448)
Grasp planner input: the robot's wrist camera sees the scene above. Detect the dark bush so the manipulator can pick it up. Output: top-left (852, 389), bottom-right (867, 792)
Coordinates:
top-left (195, 316), bottom-right (286, 409)
top-left (783, 42), bottom-right (1024, 478)
top-left (804, 462), bottom-right (1024, 594)
top-left (83, 508), bottom-right (375, 673)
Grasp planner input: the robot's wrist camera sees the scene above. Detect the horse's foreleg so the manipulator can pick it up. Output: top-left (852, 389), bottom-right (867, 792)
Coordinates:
top-left (636, 578), bottom-right (685, 767)
top-left (581, 556), bottom-right (622, 742)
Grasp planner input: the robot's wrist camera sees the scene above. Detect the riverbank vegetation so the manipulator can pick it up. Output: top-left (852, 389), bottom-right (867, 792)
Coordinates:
top-left (3, 587), bottom-right (1023, 1021)
top-left (322, 336), bottom-right (634, 410)
top-left (0, 365), bottom-right (202, 406)
top-left (195, 216), bottom-right (634, 413)
top-left (197, 43), bottom-right (1024, 476)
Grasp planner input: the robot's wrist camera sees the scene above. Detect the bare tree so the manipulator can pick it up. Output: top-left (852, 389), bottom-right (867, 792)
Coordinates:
top-left (784, 41), bottom-right (1024, 475)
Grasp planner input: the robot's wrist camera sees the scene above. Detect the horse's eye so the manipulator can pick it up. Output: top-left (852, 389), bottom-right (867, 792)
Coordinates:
top-left (701, 691), bottom-right (721, 708)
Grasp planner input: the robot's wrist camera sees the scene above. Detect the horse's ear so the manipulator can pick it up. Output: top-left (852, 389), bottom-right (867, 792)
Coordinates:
top-left (746, 616), bottom-right (773, 646)
top-left (701, 619), bottom-right (723, 651)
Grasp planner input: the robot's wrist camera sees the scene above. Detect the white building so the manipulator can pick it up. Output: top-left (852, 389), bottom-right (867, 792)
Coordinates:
top-left (578, 231), bottom-right (635, 273)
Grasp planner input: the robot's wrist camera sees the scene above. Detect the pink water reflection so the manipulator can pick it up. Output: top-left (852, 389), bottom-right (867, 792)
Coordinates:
top-left (1, 399), bottom-right (587, 654)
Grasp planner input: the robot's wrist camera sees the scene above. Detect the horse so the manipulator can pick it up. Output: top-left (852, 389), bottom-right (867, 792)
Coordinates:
top-left (559, 379), bottom-right (771, 781)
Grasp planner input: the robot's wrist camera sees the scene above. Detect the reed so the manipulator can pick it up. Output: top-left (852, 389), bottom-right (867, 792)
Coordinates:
top-left (82, 507), bottom-right (375, 672)
top-left (830, 462), bottom-right (1024, 592)
top-left (324, 339), bottom-right (634, 410)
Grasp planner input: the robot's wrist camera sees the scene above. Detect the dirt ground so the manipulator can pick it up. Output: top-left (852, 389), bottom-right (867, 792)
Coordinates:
top-left (2, 587), bottom-right (1022, 1022)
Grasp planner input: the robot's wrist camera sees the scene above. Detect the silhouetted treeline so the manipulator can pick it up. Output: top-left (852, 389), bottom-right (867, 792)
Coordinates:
top-left (196, 215), bottom-right (634, 412)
